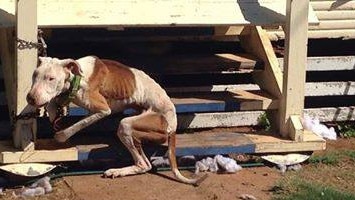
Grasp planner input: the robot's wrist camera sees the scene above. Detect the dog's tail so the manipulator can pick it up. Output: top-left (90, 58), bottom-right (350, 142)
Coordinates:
top-left (167, 132), bottom-right (208, 186)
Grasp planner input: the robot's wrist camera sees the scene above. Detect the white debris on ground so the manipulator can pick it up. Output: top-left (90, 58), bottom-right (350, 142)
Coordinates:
top-left (13, 176), bottom-right (52, 198)
top-left (302, 115), bottom-right (337, 140)
top-left (151, 156), bottom-right (170, 167)
top-left (151, 155), bottom-right (197, 167)
top-left (239, 194), bottom-right (257, 200)
top-left (195, 155), bottom-right (242, 174)
top-left (151, 155), bottom-right (242, 174)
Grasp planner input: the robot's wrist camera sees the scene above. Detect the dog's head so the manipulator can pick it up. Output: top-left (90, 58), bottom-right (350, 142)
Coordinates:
top-left (26, 57), bottom-right (83, 107)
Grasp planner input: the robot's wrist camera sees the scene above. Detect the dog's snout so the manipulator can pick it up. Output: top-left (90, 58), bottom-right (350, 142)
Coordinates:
top-left (26, 94), bottom-right (35, 105)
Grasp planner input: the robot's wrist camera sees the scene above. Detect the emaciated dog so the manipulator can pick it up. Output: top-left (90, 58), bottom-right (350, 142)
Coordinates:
top-left (26, 56), bottom-right (205, 185)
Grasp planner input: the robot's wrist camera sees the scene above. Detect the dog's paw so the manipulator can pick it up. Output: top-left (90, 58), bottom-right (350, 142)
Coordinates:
top-left (103, 168), bottom-right (123, 178)
top-left (54, 131), bottom-right (69, 143)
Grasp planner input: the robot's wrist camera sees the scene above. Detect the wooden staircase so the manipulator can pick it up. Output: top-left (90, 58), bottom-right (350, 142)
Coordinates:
top-left (0, 0), bottom-right (326, 163)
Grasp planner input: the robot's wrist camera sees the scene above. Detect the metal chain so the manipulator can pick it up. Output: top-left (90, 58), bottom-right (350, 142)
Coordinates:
top-left (16, 29), bottom-right (47, 56)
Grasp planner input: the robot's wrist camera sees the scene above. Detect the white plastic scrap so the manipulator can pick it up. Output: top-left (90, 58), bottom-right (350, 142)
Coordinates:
top-left (14, 176), bottom-right (52, 198)
top-left (195, 155), bottom-right (242, 174)
top-left (215, 155), bottom-right (242, 173)
top-left (151, 155), bottom-right (197, 167)
top-left (195, 157), bottom-right (219, 174)
top-left (151, 156), bottom-right (170, 167)
top-left (302, 115), bottom-right (337, 140)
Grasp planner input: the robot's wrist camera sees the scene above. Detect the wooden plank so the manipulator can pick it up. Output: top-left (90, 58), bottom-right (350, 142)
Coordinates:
top-left (269, 28), bottom-right (355, 40)
top-left (173, 132), bottom-right (255, 156)
top-left (304, 106), bottom-right (355, 122)
top-left (303, 130), bottom-right (324, 142)
top-left (268, 29), bottom-right (355, 40)
top-left (177, 111), bottom-right (265, 129)
top-left (0, 140), bottom-right (78, 163)
top-left (289, 115), bottom-right (304, 142)
top-left (305, 82), bottom-right (355, 96)
top-left (279, 0), bottom-right (309, 138)
top-left (229, 90), bottom-right (278, 111)
top-left (240, 26), bottom-right (283, 99)
top-left (311, 1), bottom-right (355, 11)
top-left (309, 20), bottom-right (355, 30)
top-left (214, 26), bottom-right (245, 36)
top-left (278, 56), bottom-right (355, 71)
top-left (1, 0), bottom-right (319, 28)
top-left (316, 10), bottom-right (355, 20)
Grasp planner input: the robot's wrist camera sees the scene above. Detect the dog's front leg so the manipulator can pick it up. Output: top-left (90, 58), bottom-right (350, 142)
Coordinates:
top-left (54, 110), bottom-right (111, 142)
top-left (54, 92), bottom-right (112, 142)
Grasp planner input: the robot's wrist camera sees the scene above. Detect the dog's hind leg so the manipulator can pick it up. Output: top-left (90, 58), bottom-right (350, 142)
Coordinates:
top-left (104, 112), bottom-right (168, 178)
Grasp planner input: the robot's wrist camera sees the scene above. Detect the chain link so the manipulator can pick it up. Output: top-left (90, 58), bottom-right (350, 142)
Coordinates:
top-left (16, 29), bottom-right (47, 57)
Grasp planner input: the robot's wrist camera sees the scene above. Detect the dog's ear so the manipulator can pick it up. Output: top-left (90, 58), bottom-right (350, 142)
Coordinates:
top-left (37, 56), bottom-right (45, 67)
top-left (61, 59), bottom-right (84, 76)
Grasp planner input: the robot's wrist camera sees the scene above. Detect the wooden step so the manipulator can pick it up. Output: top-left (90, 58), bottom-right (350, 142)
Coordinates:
top-left (171, 131), bottom-right (325, 156)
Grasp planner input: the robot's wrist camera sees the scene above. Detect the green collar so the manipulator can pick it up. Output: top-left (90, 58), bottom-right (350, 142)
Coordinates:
top-left (68, 75), bottom-right (81, 100)
top-left (56, 75), bottom-right (82, 106)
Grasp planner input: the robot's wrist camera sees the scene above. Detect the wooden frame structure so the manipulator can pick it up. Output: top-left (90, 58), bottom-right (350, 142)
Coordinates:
top-left (0, 0), bottom-right (325, 164)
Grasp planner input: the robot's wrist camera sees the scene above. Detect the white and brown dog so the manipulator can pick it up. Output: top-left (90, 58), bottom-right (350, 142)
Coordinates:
top-left (27, 56), bottom-right (205, 185)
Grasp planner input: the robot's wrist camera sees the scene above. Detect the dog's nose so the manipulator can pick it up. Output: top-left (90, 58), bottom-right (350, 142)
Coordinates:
top-left (26, 94), bottom-right (35, 105)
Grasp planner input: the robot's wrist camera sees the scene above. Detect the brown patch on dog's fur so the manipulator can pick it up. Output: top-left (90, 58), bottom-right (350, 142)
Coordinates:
top-left (90, 58), bottom-right (136, 100)
top-left (131, 113), bottom-right (168, 145)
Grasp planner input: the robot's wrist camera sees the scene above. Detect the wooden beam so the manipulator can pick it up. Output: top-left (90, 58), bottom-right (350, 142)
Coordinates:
top-left (14, 0), bottom-right (38, 150)
top-left (0, 141), bottom-right (77, 164)
top-left (289, 115), bottom-right (303, 142)
top-left (279, 0), bottom-right (309, 138)
top-left (240, 26), bottom-right (283, 99)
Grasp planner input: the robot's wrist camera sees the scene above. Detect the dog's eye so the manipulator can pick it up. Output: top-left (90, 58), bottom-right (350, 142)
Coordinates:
top-left (49, 77), bottom-right (55, 81)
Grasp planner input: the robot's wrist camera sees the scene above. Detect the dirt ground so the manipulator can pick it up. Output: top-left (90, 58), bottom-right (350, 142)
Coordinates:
top-left (1, 137), bottom-right (355, 200)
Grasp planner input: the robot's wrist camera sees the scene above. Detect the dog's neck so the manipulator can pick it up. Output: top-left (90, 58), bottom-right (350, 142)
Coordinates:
top-left (56, 73), bottom-right (82, 106)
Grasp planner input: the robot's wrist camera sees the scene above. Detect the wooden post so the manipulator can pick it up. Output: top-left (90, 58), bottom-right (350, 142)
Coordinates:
top-left (279, 0), bottom-right (309, 139)
top-left (13, 0), bottom-right (38, 150)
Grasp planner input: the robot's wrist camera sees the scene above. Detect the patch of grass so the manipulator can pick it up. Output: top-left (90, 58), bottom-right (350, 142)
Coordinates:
top-left (337, 122), bottom-right (355, 138)
top-left (344, 150), bottom-right (355, 161)
top-left (257, 113), bottom-right (271, 131)
top-left (272, 179), bottom-right (355, 200)
top-left (308, 153), bottom-right (339, 165)
top-left (308, 149), bottom-right (355, 165)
